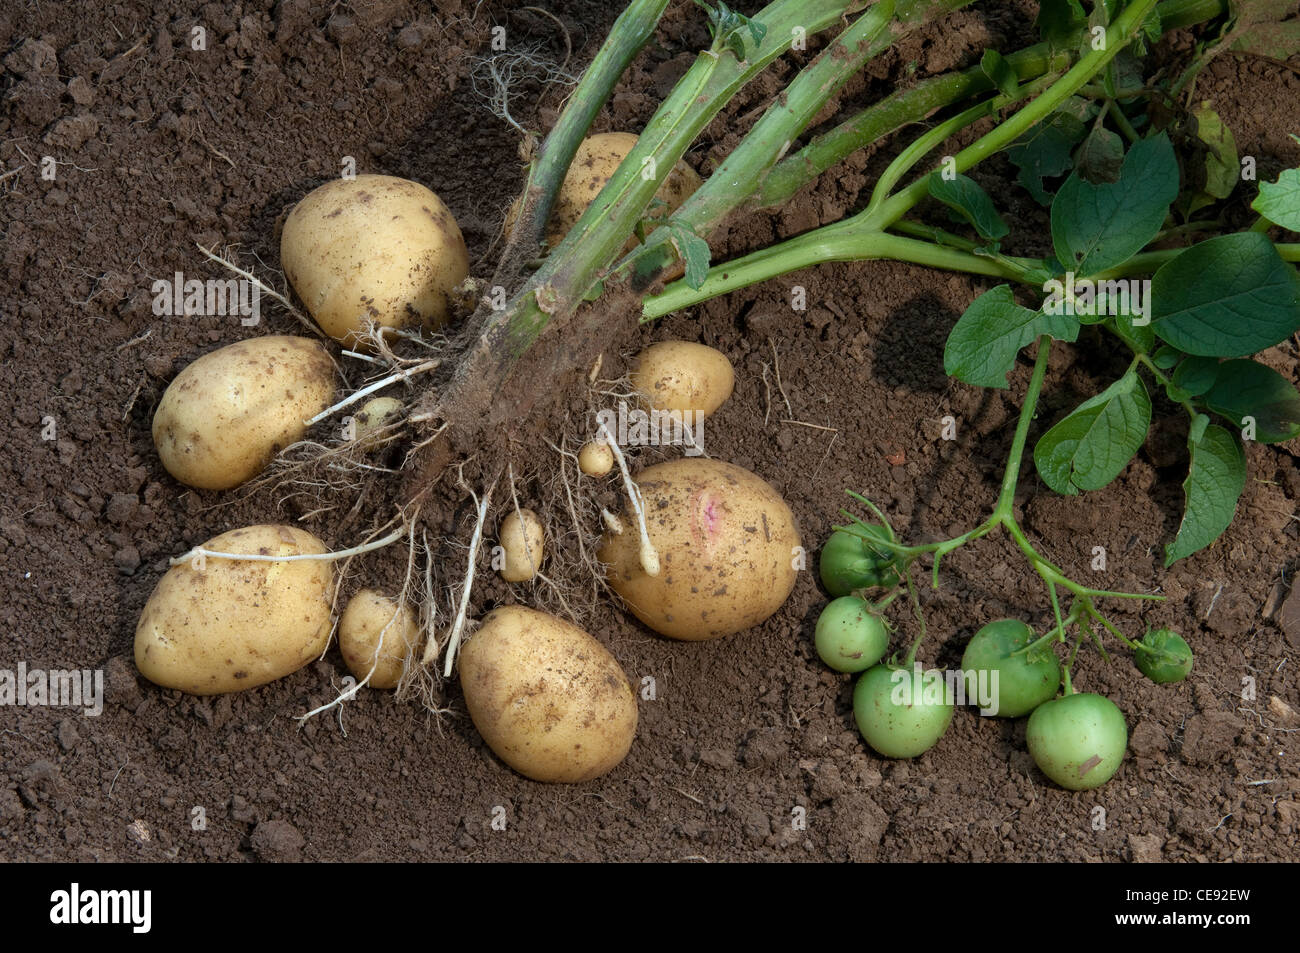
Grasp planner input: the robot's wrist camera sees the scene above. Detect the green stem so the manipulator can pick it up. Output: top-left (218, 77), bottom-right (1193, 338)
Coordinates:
top-left (492, 0), bottom-right (869, 362)
top-left (1106, 98), bottom-right (1141, 143)
top-left (761, 43), bottom-right (1071, 209)
top-left (864, 74), bottom-right (1061, 215)
top-left (874, 0), bottom-right (1161, 228)
top-left (641, 230), bottom-right (1029, 319)
top-left (618, 0), bottom-right (970, 287)
top-left (510, 0), bottom-right (671, 253)
top-left (992, 336), bottom-right (1052, 519)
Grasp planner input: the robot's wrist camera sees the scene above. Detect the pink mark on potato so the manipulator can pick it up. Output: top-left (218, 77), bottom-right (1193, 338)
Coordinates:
top-left (690, 488), bottom-right (724, 553)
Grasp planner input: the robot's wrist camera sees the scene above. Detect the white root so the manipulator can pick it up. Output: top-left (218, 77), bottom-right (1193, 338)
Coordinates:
top-left (601, 508), bottom-right (625, 535)
top-left (599, 421), bottom-right (658, 576)
top-left (434, 476), bottom-right (496, 676)
top-left (297, 523), bottom-right (420, 725)
top-left (196, 243), bottom-right (320, 338)
top-left (505, 462), bottom-right (540, 579)
top-left (172, 523), bottom-right (407, 567)
top-left (304, 360), bottom-right (438, 427)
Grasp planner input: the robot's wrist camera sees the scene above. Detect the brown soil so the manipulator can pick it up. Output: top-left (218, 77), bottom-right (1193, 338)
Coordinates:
top-left (2, 1), bottom-right (1299, 863)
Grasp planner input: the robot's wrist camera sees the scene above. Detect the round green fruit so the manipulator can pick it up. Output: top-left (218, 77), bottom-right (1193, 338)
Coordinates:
top-left (1026, 693), bottom-right (1128, 791)
top-left (1135, 629), bottom-right (1193, 684)
top-left (819, 528), bottom-right (899, 596)
top-left (815, 596), bottom-right (889, 673)
top-left (853, 664), bottom-right (954, 759)
top-left (959, 619), bottom-right (1060, 718)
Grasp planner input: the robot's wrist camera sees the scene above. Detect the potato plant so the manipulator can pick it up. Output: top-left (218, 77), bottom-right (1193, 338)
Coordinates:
top-left (136, 0), bottom-right (1300, 789)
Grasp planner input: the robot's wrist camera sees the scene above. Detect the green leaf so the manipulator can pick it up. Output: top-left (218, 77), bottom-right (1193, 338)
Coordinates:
top-left (980, 49), bottom-right (1019, 98)
top-left (1164, 424), bottom-right (1245, 565)
top-left (1253, 168), bottom-right (1300, 232)
top-left (944, 285), bottom-right (1081, 389)
top-left (1051, 133), bottom-right (1179, 275)
top-left (1135, 7), bottom-right (1163, 54)
top-left (1171, 355), bottom-right (1220, 396)
top-left (665, 222), bottom-right (712, 290)
top-left (1034, 370), bottom-right (1152, 494)
top-left (1151, 232), bottom-right (1300, 357)
top-left (1006, 98), bottom-right (1094, 205)
top-left (1104, 50), bottom-right (1144, 101)
top-left (1111, 312), bottom-right (1155, 354)
top-left (1151, 345), bottom-right (1182, 370)
top-left (1191, 104), bottom-right (1239, 200)
top-left (1074, 122), bottom-right (1124, 184)
top-left (927, 173), bottom-right (1009, 240)
top-left (1203, 358), bottom-right (1300, 443)
top-left (1035, 0), bottom-right (1087, 50)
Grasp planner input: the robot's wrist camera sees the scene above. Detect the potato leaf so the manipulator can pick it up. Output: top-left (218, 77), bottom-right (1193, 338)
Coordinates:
top-left (980, 49), bottom-right (1019, 98)
top-left (1051, 133), bottom-right (1179, 276)
top-left (664, 222), bottom-right (712, 290)
top-left (1191, 104), bottom-right (1238, 200)
top-left (1074, 122), bottom-right (1124, 184)
top-left (1034, 369), bottom-right (1151, 494)
top-left (1170, 355), bottom-right (1220, 397)
top-left (1252, 168), bottom-right (1300, 232)
top-left (1005, 97), bottom-right (1094, 205)
top-left (1164, 423), bottom-right (1245, 565)
top-left (1035, 0), bottom-right (1088, 50)
top-left (944, 285), bottom-right (1080, 389)
top-left (1203, 358), bottom-right (1300, 444)
top-left (927, 173), bottom-right (1010, 241)
top-left (1151, 345), bottom-right (1182, 370)
top-left (1151, 232), bottom-right (1300, 357)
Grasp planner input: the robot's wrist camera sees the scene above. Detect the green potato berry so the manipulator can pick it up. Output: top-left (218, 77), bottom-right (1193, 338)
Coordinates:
top-left (1026, 693), bottom-right (1128, 791)
top-left (815, 596), bottom-right (889, 673)
top-left (819, 528), bottom-right (899, 596)
top-left (960, 619), bottom-right (1061, 717)
top-left (853, 664), bottom-right (954, 759)
top-left (1135, 629), bottom-right (1193, 684)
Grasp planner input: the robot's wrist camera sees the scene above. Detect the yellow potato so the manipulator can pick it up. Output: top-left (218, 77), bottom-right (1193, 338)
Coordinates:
top-left (281, 174), bottom-right (469, 345)
top-left (598, 459), bottom-right (800, 641)
top-left (459, 606), bottom-right (637, 782)
top-left (578, 439), bottom-right (613, 477)
top-left (352, 396), bottom-right (403, 445)
top-left (631, 340), bottom-right (734, 417)
top-left (509, 133), bottom-right (702, 254)
top-left (339, 590), bottom-right (419, 689)
top-left (134, 525), bottom-right (334, 695)
top-left (498, 508), bottom-right (545, 583)
top-left (152, 335), bottom-right (335, 491)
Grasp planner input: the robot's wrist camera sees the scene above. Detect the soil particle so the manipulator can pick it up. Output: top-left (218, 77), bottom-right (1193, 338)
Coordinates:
top-left (1181, 712), bottom-right (1244, 767)
top-left (250, 819), bottom-right (306, 862)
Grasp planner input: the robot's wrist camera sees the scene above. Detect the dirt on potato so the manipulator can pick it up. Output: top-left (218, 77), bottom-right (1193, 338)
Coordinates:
top-left (1, 0), bottom-right (1298, 863)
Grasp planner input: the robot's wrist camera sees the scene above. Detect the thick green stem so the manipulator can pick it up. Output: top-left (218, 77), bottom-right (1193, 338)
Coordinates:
top-left (619, 0), bottom-right (975, 285)
top-left (641, 230), bottom-right (1028, 319)
top-left (763, 44), bottom-right (1069, 208)
top-left (510, 0), bottom-right (671, 253)
top-left (494, 0), bottom-right (870, 363)
top-left (642, 0), bottom-right (1163, 319)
